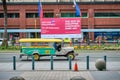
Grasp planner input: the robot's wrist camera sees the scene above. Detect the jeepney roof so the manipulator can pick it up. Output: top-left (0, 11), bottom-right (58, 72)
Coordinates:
top-left (19, 38), bottom-right (62, 43)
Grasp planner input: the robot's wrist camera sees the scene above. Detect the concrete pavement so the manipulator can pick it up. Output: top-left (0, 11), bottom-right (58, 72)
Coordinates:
top-left (0, 61), bottom-right (120, 80)
top-left (0, 70), bottom-right (120, 80)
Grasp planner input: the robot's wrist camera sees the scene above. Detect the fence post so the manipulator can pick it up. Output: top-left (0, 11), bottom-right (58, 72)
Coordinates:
top-left (86, 56), bottom-right (89, 70)
top-left (13, 56), bottom-right (16, 70)
top-left (32, 56), bottom-right (35, 70)
top-left (68, 57), bottom-right (72, 70)
top-left (50, 55), bottom-right (53, 70)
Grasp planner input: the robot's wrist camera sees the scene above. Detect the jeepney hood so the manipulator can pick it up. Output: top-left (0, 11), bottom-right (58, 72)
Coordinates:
top-left (62, 47), bottom-right (74, 50)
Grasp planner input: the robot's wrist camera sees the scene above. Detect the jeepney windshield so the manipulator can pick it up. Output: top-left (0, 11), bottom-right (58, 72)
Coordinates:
top-left (20, 43), bottom-right (31, 47)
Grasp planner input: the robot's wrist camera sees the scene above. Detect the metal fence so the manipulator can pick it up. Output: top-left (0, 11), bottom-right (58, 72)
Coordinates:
top-left (12, 55), bottom-right (120, 71)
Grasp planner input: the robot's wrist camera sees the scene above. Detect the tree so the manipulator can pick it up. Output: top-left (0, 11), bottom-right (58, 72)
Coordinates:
top-left (1, 0), bottom-right (10, 48)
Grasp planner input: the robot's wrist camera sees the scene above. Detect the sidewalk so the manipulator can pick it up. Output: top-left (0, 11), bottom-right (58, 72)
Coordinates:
top-left (0, 70), bottom-right (120, 80)
top-left (0, 62), bottom-right (120, 80)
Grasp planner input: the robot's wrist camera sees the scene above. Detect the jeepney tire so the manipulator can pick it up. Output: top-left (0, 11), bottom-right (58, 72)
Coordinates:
top-left (33, 53), bottom-right (40, 61)
top-left (67, 53), bottom-right (75, 60)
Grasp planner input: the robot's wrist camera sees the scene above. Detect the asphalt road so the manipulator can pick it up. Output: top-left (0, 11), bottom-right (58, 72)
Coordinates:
top-left (0, 50), bottom-right (120, 62)
top-left (0, 50), bottom-right (120, 80)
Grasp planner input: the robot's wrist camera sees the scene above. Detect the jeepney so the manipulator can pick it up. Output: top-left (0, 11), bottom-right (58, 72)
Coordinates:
top-left (19, 38), bottom-right (77, 60)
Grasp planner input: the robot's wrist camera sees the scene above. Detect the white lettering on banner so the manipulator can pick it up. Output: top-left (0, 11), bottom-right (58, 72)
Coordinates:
top-left (41, 18), bottom-right (81, 38)
top-left (65, 19), bottom-right (80, 30)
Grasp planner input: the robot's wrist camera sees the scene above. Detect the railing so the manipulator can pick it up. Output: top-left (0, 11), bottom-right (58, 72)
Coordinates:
top-left (12, 55), bottom-right (120, 71)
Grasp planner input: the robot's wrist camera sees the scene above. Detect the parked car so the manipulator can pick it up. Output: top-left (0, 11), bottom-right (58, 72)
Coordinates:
top-left (0, 38), bottom-right (11, 46)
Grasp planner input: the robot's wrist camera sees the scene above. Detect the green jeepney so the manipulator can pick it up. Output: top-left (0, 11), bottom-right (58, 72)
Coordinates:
top-left (19, 38), bottom-right (77, 60)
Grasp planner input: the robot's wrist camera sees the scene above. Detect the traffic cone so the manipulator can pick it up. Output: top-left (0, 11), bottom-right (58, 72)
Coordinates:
top-left (74, 62), bottom-right (78, 71)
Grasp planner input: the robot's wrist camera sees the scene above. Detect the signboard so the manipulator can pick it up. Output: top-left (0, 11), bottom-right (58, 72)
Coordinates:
top-left (41, 18), bottom-right (81, 38)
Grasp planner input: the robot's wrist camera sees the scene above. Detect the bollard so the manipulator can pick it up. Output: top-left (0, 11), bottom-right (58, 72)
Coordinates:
top-left (13, 56), bottom-right (16, 70)
top-left (86, 56), bottom-right (89, 70)
top-left (68, 56), bottom-right (72, 70)
top-left (50, 55), bottom-right (53, 70)
top-left (104, 55), bottom-right (107, 69)
top-left (104, 55), bottom-right (107, 62)
top-left (32, 56), bottom-right (35, 70)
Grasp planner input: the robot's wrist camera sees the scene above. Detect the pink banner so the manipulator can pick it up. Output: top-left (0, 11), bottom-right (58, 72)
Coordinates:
top-left (41, 18), bottom-right (81, 38)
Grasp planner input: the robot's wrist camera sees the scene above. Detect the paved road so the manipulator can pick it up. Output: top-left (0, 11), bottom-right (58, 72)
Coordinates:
top-left (0, 50), bottom-right (120, 62)
top-left (0, 50), bottom-right (120, 80)
top-left (0, 50), bottom-right (120, 71)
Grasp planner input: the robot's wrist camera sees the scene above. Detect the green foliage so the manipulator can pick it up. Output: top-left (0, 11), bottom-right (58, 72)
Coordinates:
top-left (103, 45), bottom-right (120, 50)
top-left (0, 44), bottom-right (120, 51)
top-left (1, 39), bottom-right (8, 49)
top-left (0, 46), bottom-right (20, 50)
top-left (74, 44), bottom-right (120, 50)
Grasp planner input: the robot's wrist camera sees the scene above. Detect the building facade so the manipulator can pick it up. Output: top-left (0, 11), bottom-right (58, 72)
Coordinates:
top-left (0, 0), bottom-right (120, 42)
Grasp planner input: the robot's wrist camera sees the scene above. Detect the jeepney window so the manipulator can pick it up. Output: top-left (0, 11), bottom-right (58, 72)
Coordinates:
top-left (49, 42), bottom-right (54, 47)
top-left (31, 42), bottom-right (39, 46)
top-left (21, 43), bottom-right (31, 47)
top-left (31, 42), bottom-right (51, 47)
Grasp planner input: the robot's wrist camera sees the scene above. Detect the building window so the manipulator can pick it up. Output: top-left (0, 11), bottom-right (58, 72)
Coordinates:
top-left (0, 13), bottom-right (4, 18)
top-left (26, 13), bottom-right (54, 18)
top-left (0, 13), bottom-right (19, 18)
top-left (61, 13), bottom-right (76, 17)
top-left (26, 13), bottom-right (38, 18)
top-left (7, 13), bottom-right (19, 18)
top-left (82, 13), bottom-right (88, 18)
top-left (61, 13), bottom-right (87, 18)
top-left (44, 13), bottom-right (54, 18)
top-left (94, 12), bottom-right (120, 18)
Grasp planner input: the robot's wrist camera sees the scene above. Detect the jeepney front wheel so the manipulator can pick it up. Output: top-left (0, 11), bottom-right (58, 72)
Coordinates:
top-left (67, 53), bottom-right (75, 60)
top-left (33, 53), bottom-right (39, 61)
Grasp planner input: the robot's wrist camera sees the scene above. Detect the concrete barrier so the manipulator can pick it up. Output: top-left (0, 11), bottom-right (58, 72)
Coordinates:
top-left (70, 76), bottom-right (86, 80)
top-left (9, 76), bottom-right (25, 80)
top-left (95, 59), bottom-right (106, 71)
